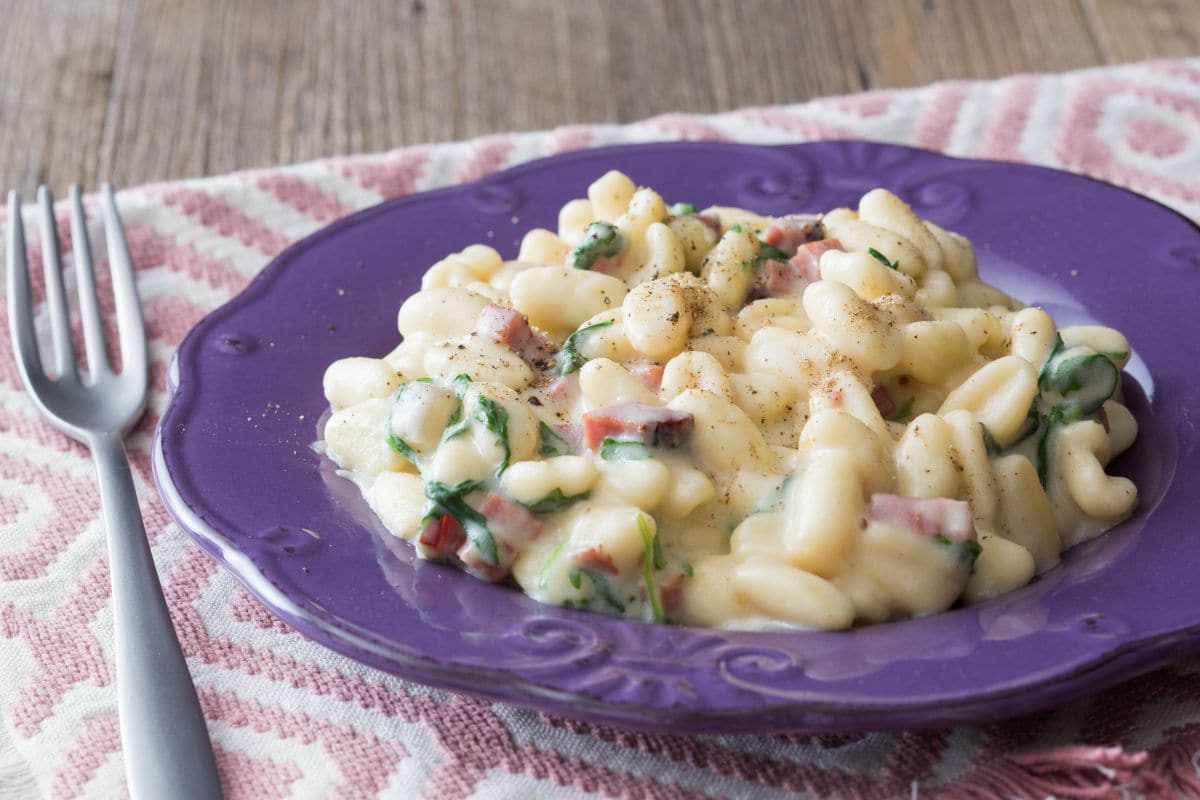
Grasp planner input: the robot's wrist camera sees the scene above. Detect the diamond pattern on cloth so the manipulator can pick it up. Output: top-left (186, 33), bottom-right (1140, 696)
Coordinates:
top-left (2, 57), bottom-right (1199, 799)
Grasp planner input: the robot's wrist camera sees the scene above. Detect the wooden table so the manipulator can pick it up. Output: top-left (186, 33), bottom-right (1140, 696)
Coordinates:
top-left (2, 0), bottom-right (1197, 195)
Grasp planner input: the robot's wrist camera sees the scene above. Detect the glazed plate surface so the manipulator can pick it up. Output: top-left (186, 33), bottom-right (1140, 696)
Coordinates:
top-left (154, 141), bottom-right (1200, 733)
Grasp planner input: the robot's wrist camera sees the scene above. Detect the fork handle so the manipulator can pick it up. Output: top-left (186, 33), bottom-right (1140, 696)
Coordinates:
top-left (92, 433), bottom-right (225, 800)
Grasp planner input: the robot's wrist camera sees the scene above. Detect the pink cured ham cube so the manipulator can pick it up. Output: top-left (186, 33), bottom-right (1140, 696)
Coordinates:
top-left (757, 259), bottom-right (801, 297)
top-left (456, 493), bottom-right (543, 582)
top-left (789, 238), bottom-right (842, 282)
top-left (416, 514), bottom-right (466, 560)
top-left (473, 304), bottom-right (553, 364)
top-left (581, 403), bottom-right (694, 450)
top-left (868, 494), bottom-right (977, 542)
top-left (752, 239), bottom-right (843, 298)
top-left (627, 362), bottom-right (665, 393)
top-left (761, 216), bottom-right (823, 255)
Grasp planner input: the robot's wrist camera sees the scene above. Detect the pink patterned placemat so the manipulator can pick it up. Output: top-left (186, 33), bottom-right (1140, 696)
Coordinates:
top-left (3, 58), bottom-right (1200, 800)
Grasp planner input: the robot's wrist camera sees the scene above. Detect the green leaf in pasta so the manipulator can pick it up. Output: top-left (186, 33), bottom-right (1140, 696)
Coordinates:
top-left (1007, 408), bottom-right (1041, 449)
top-left (553, 319), bottom-right (615, 376)
top-left (385, 380), bottom-right (425, 465)
top-left (386, 431), bottom-right (419, 463)
top-left (537, 421), bottom-right (573, 456)
top-left (422, 479), bottom-right (496, 566)
top-left (567, 566), bottom-right (626, 613)
top-left (440, 373), bottom-right (475, 441)
top-left (569, 221), bottom-right (627, 270)
top-left (599, 437), bottom-right (652, 461)
top-left (474, 395), bottom-right (511, 475)
top-left (757, 242), bottom-right (790, 263)
top-left (1037, 334), bottom-right (1066, 387)
top-left (638, 514), bottom-right (666, 623)
top-left (1041, 352), bottom-right (1118, 421)
top-left (1035, 407), bottom-right (1064, 488)
top-left (868, 247), bottom-right (900, 271)
top-left (538, 541), bottom-right (566, 592)
top-left (933, 533), bottom-right (984, 572)
top-left (741, 240), bottom-right (792, 274)
top-left (520, 488), bottom-right (590, 514)
top-left (980, 423), bottom-right (1002, 458)
top-left (1024, 336), bottom-right (1121, 487)
top-left (886, 396), bottom-right (915, 423)
top-left (669, 202), bottom-right (697, 216)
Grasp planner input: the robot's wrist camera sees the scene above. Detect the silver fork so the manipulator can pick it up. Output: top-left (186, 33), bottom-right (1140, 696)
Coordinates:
top-left (7, 186), bottom-right (223, 799)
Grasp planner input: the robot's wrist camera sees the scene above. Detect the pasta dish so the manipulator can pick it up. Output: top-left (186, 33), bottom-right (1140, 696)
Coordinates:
top-left (319, 171), bottom-right (1138, 630)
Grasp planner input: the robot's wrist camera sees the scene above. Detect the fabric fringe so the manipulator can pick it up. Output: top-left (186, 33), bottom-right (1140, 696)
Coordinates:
top-left (935, 745), bottom-right (1153, 799)
top-left (932, 739), bottom-right (1200, 799)
top-left (1132, 726), bottom-right (1200, 799)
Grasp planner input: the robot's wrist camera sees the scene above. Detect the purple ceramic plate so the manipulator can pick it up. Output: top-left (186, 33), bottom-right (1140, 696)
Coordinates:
top-left (154, 141), bottom-right (1200, 734)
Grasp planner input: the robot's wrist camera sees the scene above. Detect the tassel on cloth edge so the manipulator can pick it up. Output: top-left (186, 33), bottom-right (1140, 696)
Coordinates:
top-left (929, 745), bottom-right (1150, 800)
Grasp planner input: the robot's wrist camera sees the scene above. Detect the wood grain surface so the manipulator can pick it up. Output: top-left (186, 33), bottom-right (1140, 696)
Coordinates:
top-left (1, 0), bottom-right (1197, 194)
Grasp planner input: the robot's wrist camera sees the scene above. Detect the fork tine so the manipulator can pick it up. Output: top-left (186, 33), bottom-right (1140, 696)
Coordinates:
top-left (69, 185), bottom-right (109, 378)
top-left (38, 187), bottom-right (77, 380)
top-left (7, 191), bottom-right (46, 382)
top-left (101, 185), bottom-right (146, 388)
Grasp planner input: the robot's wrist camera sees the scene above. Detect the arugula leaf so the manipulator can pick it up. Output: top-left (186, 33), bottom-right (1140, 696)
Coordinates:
top-left (932, 533), bottom-right (984, 572)
top-left (729, 224), bottom-right (743, 233)
top-left (669, 202), bottom-right (697, 216)
top-left (1037, 334), bottom-right (1066, 388)
top-left (1007, 409), bottom-right (1040, 449)
top-left (520, 488), bottom-right (590, 514)
top-left (886, 396), bottom-right (915, 423)
top-left (868, 247), bottom-right (900, 271)
top-left (599, 438), bottom-right (652, 461)
top-left (538, 421), bottom-right (573, 456)
top-left (638, 515), bottom-right (665, 623)
top-left (440, 374), bottom-right (475, 441)
top-left (1024, 338), bottom-right (1120, 487)
top-left (569, 221), bottom-right (627, 270)
top-left (998, 336), bottom-right (1123, 489)
top-left (1041, 353), bottom-right (1118, 421)
top-left (553, 319), bottom-right (615, 376)
top-left (568, 566), bottom-right (626, 612)
top-left (386, 378), bottom-right (447, 464)
top-left (1035, 407), bottom-right (1063, 488)
top-left (422, 479), bottom-right (496, 565)
top-left (757, 242), bottom-right (790, 262)
top-left (424, 479), bottom-right (487, 514)
top-left (741, 238), bottom-right (793, 274)
top-left (386, 431), bottom-right (419, 463)
top-left (475, 396), bottom-right (510, 475)
top-left (681, 562), bottom-right (694, 578)
top-left (538, 541), bottom-right (566, 592)
top-left (980, 423), bottom-right (1001, 458)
